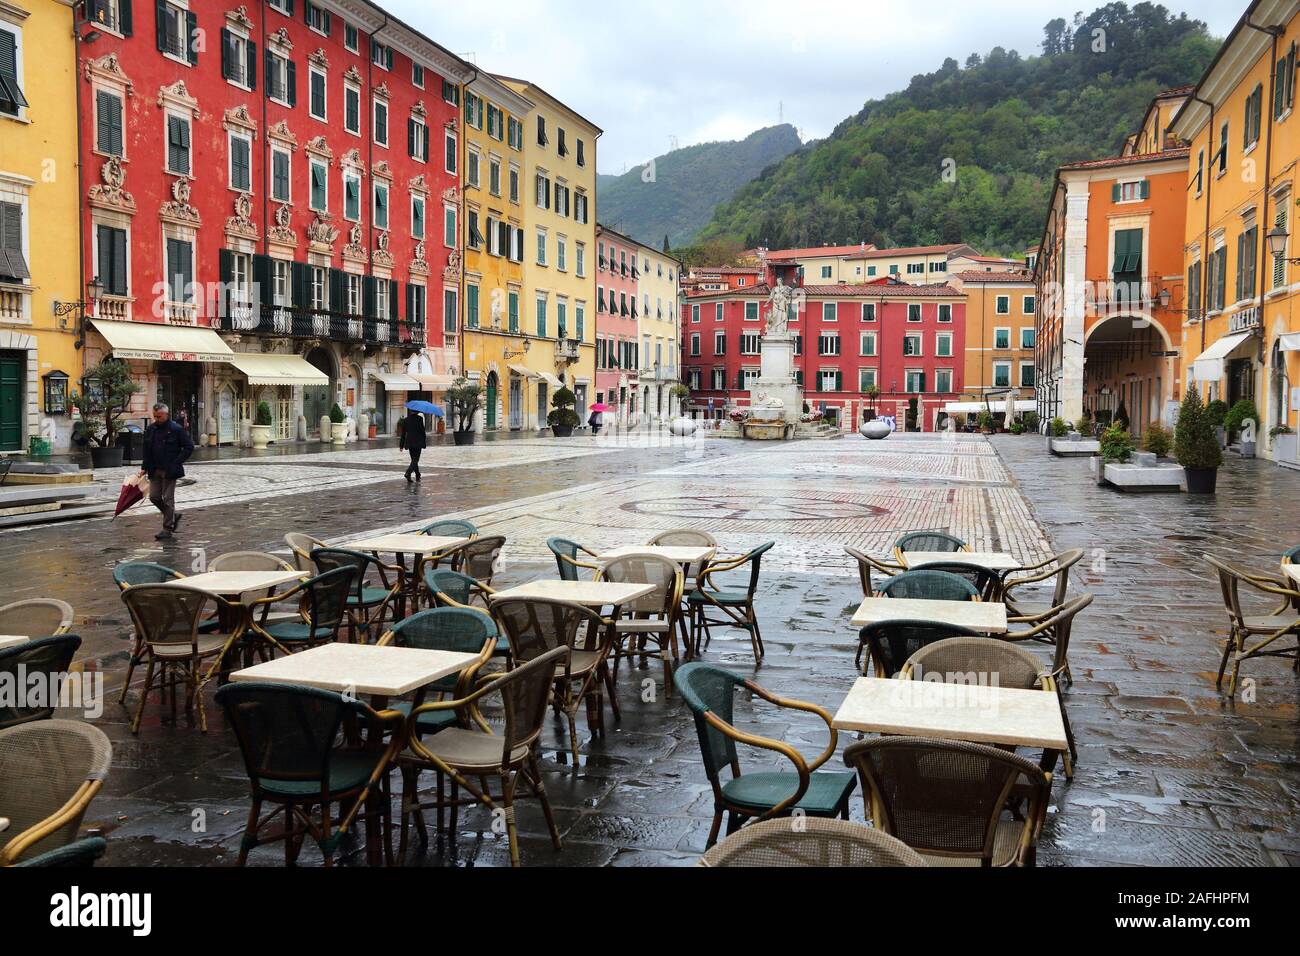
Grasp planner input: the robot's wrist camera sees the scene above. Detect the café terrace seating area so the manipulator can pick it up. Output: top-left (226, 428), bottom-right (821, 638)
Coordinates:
top-left (2, 528), bottom-right (1299, 868)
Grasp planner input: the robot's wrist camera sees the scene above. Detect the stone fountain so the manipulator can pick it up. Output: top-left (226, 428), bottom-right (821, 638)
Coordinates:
top-left (742, 281), bottom-right (804, 441)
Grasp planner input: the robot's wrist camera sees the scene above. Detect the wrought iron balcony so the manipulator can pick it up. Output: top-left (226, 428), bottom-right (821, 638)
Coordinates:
top-left (555, 338), bottom-right (581, 362)
top-left (216, 304), bottom-right (426, 349)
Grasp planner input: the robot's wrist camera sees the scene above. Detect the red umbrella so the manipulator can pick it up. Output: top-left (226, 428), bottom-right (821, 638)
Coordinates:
top-left (588, 403), bottom-right (612, 413)
top-left (113, 472), bottom-right (149, 520)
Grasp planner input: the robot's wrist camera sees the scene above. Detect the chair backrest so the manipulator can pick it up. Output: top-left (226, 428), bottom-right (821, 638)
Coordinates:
top-left (1039, 594), bottom-right (1093, 679)
top-left (385, 607), bottom-right (498, 653)
top-left (547, 537), bottom-right (590, 581)
top-left (842, 736), bottom-right (1049, 866)
top-left (878, 570), bottom-right (978, 602)
top-left (421, 519), bottom-right (478, 538)
top-left (728, 541), bottom-right (774, 597)
top-left (1043, 549), bottom-right (1085, 607)
top-left (0, 636), bottom-right (82, 729)
top-left (648, 529), bottom-right (717, 578)
top-left (859, 621), bottom-right (977, 678)
top-left (903, 637), bottom-right (1045, 690)
top-left (674, 662), bottom-right (747, 784)
top-left (210, 551), bottom-right (294, 573)
top-left (121, 586), bottom-right (215, 652)
top-left (311, 548), bottom-right (384, 600)
top-left (470, 646), bottom-right (567, 767)
top-left (0, 719), bottom-right (112, 862)
top-left (284, 532), bottom-right (328, 573)
top-left (1284, 545), bottom-right (1300, 564)
top-left (0, 599), bottom-right (74, 638)
top-left (492, 597), bottom-right (605, 664)
top-left (846, 547), bottom-right (883, 598)
top-left (598, 553), bottom-right (681, 616)
top-left (457, 535), bottom-right (506, 583)
top-left (895, 531), bottom-right (968, 554)
top-left (907, 561), bottom-right (1001, 602)
top-left (698, 817), bottom-right (925, 868)
top-left (299, 567), bottom-right (359, 634)
top-left (113, 562), bottom-right (183, 590)
top-left (425, 567), bottom-right (478, 608)
top-left (216, 682), bottom-right (363, 792)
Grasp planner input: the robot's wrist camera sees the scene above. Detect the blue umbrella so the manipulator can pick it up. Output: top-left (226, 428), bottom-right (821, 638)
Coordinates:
top-left (406, 401), bottom-right (445, 417)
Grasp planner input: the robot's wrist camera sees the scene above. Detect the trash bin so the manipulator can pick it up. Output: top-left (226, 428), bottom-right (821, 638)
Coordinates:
top-left (116, 424), bottom-right (145, 463)
top-left (27, 436), bottom-right (51, 459)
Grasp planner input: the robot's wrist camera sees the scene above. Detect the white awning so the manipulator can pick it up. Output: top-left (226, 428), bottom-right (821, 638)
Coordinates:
top-left (1192, 332), bottom-right (1254, 382)
top-left (91, 319), bottom-right (234, 363)
top-left (539, 372), bottom-right (564, 390)
top-left (507, 363), bottom-right (538, 379)
top-left (372, 372), bottom-right (421, 392)
top-left (944, 401), bottom-right (1036, 414)
top-left (408, 373), bottom-right (455, 390)
top-left (227, 352), bottom-right (329, 386)
top-left (1280, 332), bottom-right (1300, 352)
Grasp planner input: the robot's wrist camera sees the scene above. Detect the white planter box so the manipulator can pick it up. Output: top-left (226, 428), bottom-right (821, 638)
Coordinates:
top-left (1051, 438), bottom-right (1101, 457)
top-left (1104, 462), bottom-right (1185, 491)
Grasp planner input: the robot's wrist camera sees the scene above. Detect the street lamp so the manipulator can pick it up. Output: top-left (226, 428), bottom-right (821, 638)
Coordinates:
top-left (1265, 224), bottom-right (1300, 265)
top-left (502, 337), bottom-right (532, 360)
top-left (54, 276), bottom-right (103, 349)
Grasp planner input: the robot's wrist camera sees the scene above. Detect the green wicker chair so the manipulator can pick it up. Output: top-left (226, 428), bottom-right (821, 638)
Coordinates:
top-left (547, 537), bottom-right (600, 581)
top-left (420, 519), bottom-right (478, 538)
top-left (13, 835), bottom-right (108, 867)
top-left (893, 531), bottom-right (969, 565)
top-left (424, 567), bottom-right (505, 655)
top-left (113, 561), bottom-right (184, 590)
top-left (674, 662), bottom-right (856, 849)
top-left (698, 817), bottom-right (924, 868)
top-left (687, 542), bottom-right (774, 661)
top-left (0, 720), bottom-right (112, 865)
top-left (845, 546), bottom-right (903, 598)
top-left (877, 569), bottom-right (979, 602)
top-left (246, 567), bottom-right (358, 656)
top-left (215, 681), bottom-right (404, 866)
top-left (311, 548), bottom-right (403, 643)
top-left (0, 636), bottom-right (81, 730)
top-left (842, 736), bottom-right (1051, 867)
top-left (906, 561), bottom-right (1003, 602)
top-left (857, 620), bottom-right (978, 677)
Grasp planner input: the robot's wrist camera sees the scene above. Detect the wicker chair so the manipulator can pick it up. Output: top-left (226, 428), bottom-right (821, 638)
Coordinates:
top-left (1204, 554), bottom-right (1300, 698)
top-left (492, 597), bottom-right (619, 768)
top-left (120, 585), bottom-right (244, 734)
top-left (845, 546), bottom-right (903, 598)
top-left (687, 542), bottom-right (775, 661)
top-left (905, 561), bottom-right (1003, 602)
top-left (209, 551), bottom-right (300, 625)
top-left (547, 537), bottom-right (600, 581)
top-left (842, 736), bottom-right (1051, 867)
top-left (698, 817), bottom-right (925, 868)
top-left (0, 598), bottom-right (74, 637)
top-left (215, 681), bottom-right (404, 866)
top-left (420, 519), bottom-right (478, 538)
top-left (453, 535), bottom-right (506, 586)
top-left (674, 662), bottom-right (856, 849)
top-left (424, 568), bottom-right (504, 656)
top-left (13, 835), bottom-right (108, 867)
top-left (284, 532), bottom-right (329, 574)
top-left (311, 548), bottom-right (403, 643)
top-left (902, 637), bottom-right (1049, 690)
top-left (245, 567), bottom-right (358, 656)
top-left (1285, 546), bottom-right (1300, 611)
top-left (877, 569), bottom-right (979, 602)
top-left (893, 531), bottom-right (969, 565)
top-left (598, 552), bottom-right (684, 694)
top-left (647, 528), bottom-right (718, 584)
top-left (0, 636), bottom-right (81, 730)
top-left (398, 646), bottom-right (568, 867)
top-left (113, 561), bottom-right (184, 589)
top-left (1003, 549), bottom-right (1084, 619)
top-left (857, 620), bottom-right (978, 677)
top-left (0, 719), bottom-right (112, 865)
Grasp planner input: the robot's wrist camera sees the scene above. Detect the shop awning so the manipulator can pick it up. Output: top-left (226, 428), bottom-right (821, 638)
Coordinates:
top-left (372, 372), bottom-right (421, 392)
top-left (507, 363), bottom-right (538, 379)
top-left (408, 373), bottom-right (455, 390)
top-left (1280, 332), bottom-right (1300, 352)
top-left (227, 352), bottom-right (328, 386)
top-left (91, 319), bottom-right (234, 363)
top-left (539, 372), bottom-right (564, 390)
top-left (944, 401), bottom-right (1036, 414)
top-left (1192, 332), bottom-right (1254, 383)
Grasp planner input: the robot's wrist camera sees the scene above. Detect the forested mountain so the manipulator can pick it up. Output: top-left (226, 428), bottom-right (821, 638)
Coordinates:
top-left (596, 125), bottom-right (803, 248)
top-left (696, 3), bottom-right (1219, 255)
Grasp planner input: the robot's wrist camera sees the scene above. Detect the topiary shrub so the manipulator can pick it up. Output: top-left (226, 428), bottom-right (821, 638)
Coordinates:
top-left (1204, 399), bottom-right (1228, 430)
top-left (1175, 389), bottom-right (1223, 470)
top-left (255, 401), bottom-right (274, 427)
top-left (1100, 422), bottom-right (1136, 463)
top-left (1022, 411), bottom-right (1040, 432)
top-left (1050, 416), bottom-right (1069, 438)
top-left (1075, 414), bottom-right (1093, 436)
top-left (547, 386), bottom-right (580, 429)
top-left (329, 403), bottom-right (346, 424)
top-left (1142, 423), bottom-right (1172, 458)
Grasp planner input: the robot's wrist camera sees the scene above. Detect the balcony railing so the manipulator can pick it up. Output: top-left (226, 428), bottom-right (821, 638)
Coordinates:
top-left (555, 338), bottom-right (581, 362)
top-left (0, 283), bottom-right (29, 323)
top-left (215, 304), bottom-right (425, 348)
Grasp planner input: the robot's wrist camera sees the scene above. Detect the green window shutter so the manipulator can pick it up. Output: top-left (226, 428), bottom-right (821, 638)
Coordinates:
top-left (1139, 181), bottom-right (1150, 200)
top-left (247, 39), bottom-right (256, 91)
top-left (111, 227), bottom-right (127, 295)
top-left (362, 275), bottom-right (376, 318)
top-left (1111, 183), bottom-right (1121, 202)
top-left (466, 285), bottom-right (479, 327)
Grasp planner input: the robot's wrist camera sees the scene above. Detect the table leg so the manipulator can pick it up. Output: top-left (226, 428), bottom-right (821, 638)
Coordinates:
top-left (364, 693), bottom-right (391, 867)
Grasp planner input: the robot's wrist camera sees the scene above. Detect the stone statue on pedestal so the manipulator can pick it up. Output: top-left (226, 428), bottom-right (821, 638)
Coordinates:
top-left (765, 281), bottom-right (793, 336)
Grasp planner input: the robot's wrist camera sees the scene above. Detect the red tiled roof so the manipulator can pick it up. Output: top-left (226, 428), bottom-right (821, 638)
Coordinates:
top-left (1059, 147), bottom-right (1190, 171)
top-left (843, 243), bottom-right (971, 261)
top-left (800, 283), bottom-right (964, 298)
top-left (950, 270), bottom-right (1034, 284)
top-left (765, 243), bottom-right (876, 260)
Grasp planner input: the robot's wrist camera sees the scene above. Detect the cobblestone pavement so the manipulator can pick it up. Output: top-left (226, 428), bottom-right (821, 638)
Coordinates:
top-left (7, 430), bottom-right (1298, 866)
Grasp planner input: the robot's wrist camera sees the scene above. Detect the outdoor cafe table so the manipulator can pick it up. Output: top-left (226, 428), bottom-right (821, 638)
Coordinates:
top-left (597, 545), bottom-right (716, 566)
top-left (901, 552), bottom-right (1023, 572)
top-left (159, 570), bottom-right (305, 603)
top-left (230, 642), bottom-right (481, 865)
top-left (851, 596), bottom-right (1009, 634)
top-left (0, 636), bottom-right (29, 650)
top-left (490, 580), bottom-right (658, 652)
top-left (345, 533), bottom-right (472, 612)
top-left (831, 676), bottom-right (1069, 755)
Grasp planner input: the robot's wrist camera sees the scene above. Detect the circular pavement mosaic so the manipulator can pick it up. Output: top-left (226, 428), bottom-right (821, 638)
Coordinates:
top-left (621, 495), bottom-right (891, 522)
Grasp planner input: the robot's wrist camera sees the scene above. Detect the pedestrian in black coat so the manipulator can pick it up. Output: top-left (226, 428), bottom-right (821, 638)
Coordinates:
top-left (399, 409), bottom-right (427, 482)
top-left (141, 403), bottom-right (195, 540)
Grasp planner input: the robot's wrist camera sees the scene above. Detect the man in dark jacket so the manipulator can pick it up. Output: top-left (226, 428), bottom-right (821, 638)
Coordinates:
top-left (399, 409), bottom-right (428, 482)
top-left (141, 403), bottom-right (195, 540)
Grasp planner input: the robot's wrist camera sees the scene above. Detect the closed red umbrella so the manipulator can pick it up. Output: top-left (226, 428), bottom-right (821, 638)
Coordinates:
top-left (113, 472), bottom-right (149, 520)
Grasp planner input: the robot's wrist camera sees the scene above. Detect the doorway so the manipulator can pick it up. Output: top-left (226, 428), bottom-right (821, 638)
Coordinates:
top-left (537, 382), bottom-right (548, 429)
top-left (156, 361), bottom-right (199, 435)
top-left (509, 376), bottom-right (522, 430)
top-left (1228, 358), bottom-right (1255, 409)
top-left (303, 347), bottom-right (334, 433)
top-left (0, 351), bottom-right (22, 451)
top-left (486, 371), bottom-right (499, 430)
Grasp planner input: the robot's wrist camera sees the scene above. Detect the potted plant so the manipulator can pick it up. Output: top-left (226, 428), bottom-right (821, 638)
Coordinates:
top-left (1271, 423), bottom-right (1297, 463)
top-left (1022, 411), bottom-right (1041, 434)
top-left (251, 401), bottom-right (274, 449)
top-left (1049, 416), bottom-right (1069, 438)
top-left (864, 385), bottom-right (881, 420)
top-left (328, 403), bottom-right (348, 445)
top-left (1009, 421), bottom-right (1026, 435)
top-left (1223, 400), bottom-right (1260, 457)
top-left (364, 407), bottom-right (378, 439)
top-left (447, 376), bottom-right (483, 446)
top-left (1100, 422), bottom-right (1136, 464)
top-left (69, 358), bottom-right (142, 469)
top-left (1175, 389), bottom-right (1223, 494)
top-left (547, 386), bottom-right (580, 438)
top-left (1205, 399), bottom-right (1229, 448)
top-left (1075, 414), bottom-right (1093, 439)
top-left (976, 410), bottom-right (994, 434)
top-left (1142, 423), bottom-right (1172, 459)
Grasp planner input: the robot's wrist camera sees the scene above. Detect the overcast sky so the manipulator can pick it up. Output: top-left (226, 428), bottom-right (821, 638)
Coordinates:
top-left (386, 0), bottom-right (1243, 176)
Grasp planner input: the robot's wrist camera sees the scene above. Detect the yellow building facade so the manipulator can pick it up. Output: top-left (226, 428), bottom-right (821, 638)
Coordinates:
top-left (951, 271), bottom-right (1038, 406)
top-left (0, 0), bottom-right (81, 454)
top-left (496, 76), bottom-right (599, 428)
top-left (1171, 0), bottom-right (1300, 468)
top-left (632, 240), bottom-right (683, 421)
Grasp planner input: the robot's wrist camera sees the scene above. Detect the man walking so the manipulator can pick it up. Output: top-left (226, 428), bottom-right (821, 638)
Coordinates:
top-left (141, 403), bottom-right (194, 541)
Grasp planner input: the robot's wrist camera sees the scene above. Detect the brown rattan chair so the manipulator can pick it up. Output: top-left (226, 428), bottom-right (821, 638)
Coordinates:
top-left (209, 551), bottom-right (301, 625)
top-left (451, 535), bottom-right (506, 586)
top-left (1003, 549), bottom-right (1084, 619)
top-left (900, 637), bottom-right (1050, 690)
top-left (492, 597), bottom-right (619, 768)
top-left (120, 584), bottom-right (245, 734)
top-left (647, 528), bottom-right (718, 584)
top-left (1204, 554), bottom-right (1300, 698)
top-left (284, 531), bottom-right (329, 574)
top-left (0, 598), bottom-right (74, 638)
top-left (598, 552), bottom-right (684, 694)
top-left (0, 719), bottom-right (112, 865)
top-left (845, 546), bottom-right (903, 598)
top-left (698, 816), bottom-right (925, 867)
top-left (842, 736), bottom-right (1051, 867)
top-left (398, 645), bottom-right (568, 867)
top-left (0, 636), bottom-right (81, 730)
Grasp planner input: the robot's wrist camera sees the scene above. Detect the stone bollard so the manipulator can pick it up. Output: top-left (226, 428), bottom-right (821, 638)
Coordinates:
top-left (319, 415), bottom-right (331, 444)
top-left (296, 415), bottom-right (307, 441)
top-left (357, 413), bottom-right (370, 440)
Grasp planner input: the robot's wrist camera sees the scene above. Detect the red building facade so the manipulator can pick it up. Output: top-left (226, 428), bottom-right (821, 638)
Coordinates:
top-left (680, 281), bottom-right (967, 432)
top-left (77, 0), bottom-right (470, 442)
top-left (594, 225), bottom-right (640, 424)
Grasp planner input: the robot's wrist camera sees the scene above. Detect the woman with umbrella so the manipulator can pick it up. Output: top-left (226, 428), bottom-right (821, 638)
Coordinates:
top-left (399, 404), bottom-right (429, 482)
top-left (588, 402), bottom-right (610, 436)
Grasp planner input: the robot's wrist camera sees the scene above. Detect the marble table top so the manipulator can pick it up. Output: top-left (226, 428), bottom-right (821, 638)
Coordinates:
top-left (0, 636), bottom-right (30, 650)
top-left (1282, 565), bottom-right (1300, 588)
top-left (160, 570), bottom-right (305, 597)
top-left (490, 580), bottom-right (657, 608)
top-left (832, 676), bottom-right (1069, 750)
top-left (345, 534), bottom-right (470, 554)
top-left (851, 597), bottom-right (1008, 633)
top-left (598, 545), bottom-right (715, 565)
top-left (230, 643), bottom-right (480, 698)
top-left (904, 552), bottom-right (1023, 571)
